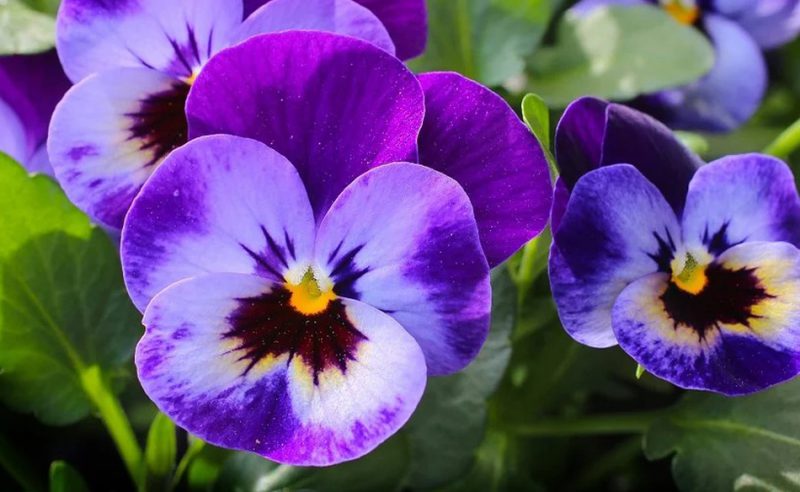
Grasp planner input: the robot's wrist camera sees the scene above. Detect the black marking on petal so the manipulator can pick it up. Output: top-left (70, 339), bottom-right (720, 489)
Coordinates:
top-left (225, 288), bottom-right (368, 385)
top-left (661, 263), bottom-right (774, 340)
top-left (240, 243), bottom-right (282, 278)
top-left (648, 228), bottom-right (677, 273)
top-left (284, 230), bottom-right (296, 260)
top-left (262, 226), bottom-right (289, 269)
top-left (329, 244), bottom-right (370, 299)
top-left (126, 80), bottom-right (190, 168)
top-left (702, 222), bottom-right (744, 256)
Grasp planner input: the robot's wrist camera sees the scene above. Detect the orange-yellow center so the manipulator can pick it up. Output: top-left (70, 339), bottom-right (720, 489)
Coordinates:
top-left (662, 0), bottom-right (700, 25)
top-left (670, 253), bottom-right (708, 295)
top-left (287, 269), bottom-right (336, 315)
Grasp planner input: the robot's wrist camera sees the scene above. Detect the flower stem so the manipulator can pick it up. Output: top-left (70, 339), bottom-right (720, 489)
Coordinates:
top-left (511, 410), bottom-right (664, 437)
top-left (171, 437), bottom-right (205, 490)
top-left (80, 366), bottom-right (144, 488)
top-left (764, 118), bottom-right (800, 159)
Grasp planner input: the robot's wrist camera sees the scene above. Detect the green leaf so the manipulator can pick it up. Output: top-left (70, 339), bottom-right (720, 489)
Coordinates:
top-left (521, 93), bottom-right (551, 151)
top-left (402, 268), bottom-right (515, 489)
top-left (0, 0), bottom-right (56, 55)
top-left (645, 379), bottom-right (800, 491)
top-left (674, 131), bottom-right (710, 156)
top-left (20, 0), bottom-right (60, 16)
top-left (409, 0), bottom-right (561, 86)
top-left (145, 413), bottom-right (177, 480)
top-left (528, 5), bottom-right (714, 107)
top-left (49, 461), bottom-right (89, 492)
top-left (0, 156), bottom-right (140, 425)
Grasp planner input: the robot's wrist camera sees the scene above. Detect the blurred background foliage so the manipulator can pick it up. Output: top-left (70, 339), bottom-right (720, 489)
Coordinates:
top-left (2, 0), bottom-right (800, 491)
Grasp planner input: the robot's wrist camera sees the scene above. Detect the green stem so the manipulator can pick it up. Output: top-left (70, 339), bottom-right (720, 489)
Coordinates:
top-left (0, 433), bottom-right (45, 492)
top-left (512, 410), bottom-right (664, 437)
top-left (764, 117), bottom-right (800, 159)
top-left (259, 464), bottom-right (303, 490)
top-left (171, 437), bottom-right (205, 490)
top-left (80, 366), bottom-right (144, 488)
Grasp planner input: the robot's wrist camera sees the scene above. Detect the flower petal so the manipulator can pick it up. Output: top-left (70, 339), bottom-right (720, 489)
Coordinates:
top-left (417, 72), bottom-right (551, 266)
top-left (235, 0), bottom-right (395, 55)
top-left (713, 0), bottom-right (800, 49)
top-left (56, 0), bottom-right (242, 82)
top-left (121, 135), bottom-right (315, 311)
top-left (315, 163), bottom-right (491, 375)
top-left (550, 164), bottom-right (681, 348)
top-left (187, 31), bottom-right (424, 221)
top-left (554, 98), bottom-right (701, 215)
top-left (681, 154), bottom-right (800, 254)
top-left (351, 0), bottom-right (427, 59)
top-left (613, 242), bottom-right (800, 395)
top-left (0, 50), bottom-right (71, 161)
top-left (637, 14), bottom-right (767, 132)
top-left (0, 99), bottom-right (29, 166)
top-left (48, 67), bottom-right (190, 228)
top-left (137, 272), bottom-right (426, 465)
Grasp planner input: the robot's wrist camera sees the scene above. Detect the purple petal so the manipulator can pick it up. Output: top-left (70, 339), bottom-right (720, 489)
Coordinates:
top-left (236, 0), bottom-right (395, 55)
top-left (121, 135), bottom-right (315, 311)
top-left (613, 242), bottom-right (800, 395)
top-left (137, 272), bottom-right (426, 465)
top-left (681, 154), bottom-right (800, 253)
top-left (555, 99), bottom-right (701, 215)
top-left (187, 31), bottom-right (424, 221)
top-left (0, 50), bottom-right (71, 166)
top-left (570, 0), bottom-right (647, 16)
top-left (417, 72), bottom-right (551, 267)
top-left (351, 0), bottom-right (427, 59)
top-left (637, 14), bottom-right (767, 132)
top-left (242, 0), bottom-right (428, 59)
top-left (713, 0), bottom-right (800, 49)
top-left (550, 165), bottom-right (681, 348)
top-left (49, 67), bottom-right (190, 228)
top-left (56, 0), bottom-right (242, 82)
top-left (315, 163), bottom-right (491, 375)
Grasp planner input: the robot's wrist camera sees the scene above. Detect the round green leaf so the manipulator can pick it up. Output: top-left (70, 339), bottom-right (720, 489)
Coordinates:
top-left (49, 461), bottom-right (89, 492)
top-left (0, 156), bottom-right (140, 425)
top-left (0, 0), bottom-right (56, 55)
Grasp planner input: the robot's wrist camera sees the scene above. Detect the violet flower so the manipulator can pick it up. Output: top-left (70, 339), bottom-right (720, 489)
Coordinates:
top-left (48, 0), bottom-right (427, 228)
top-left (121, 32), bottom-right (551, 464)
top-left (0, 51), bottom-right (70, 174)
top-left (571, 0), bottom-right (800, 131)
top-left (550, 97), bottom-right (800, 395)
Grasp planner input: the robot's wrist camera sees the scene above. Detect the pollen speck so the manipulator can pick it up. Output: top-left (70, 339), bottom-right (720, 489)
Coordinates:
top-left (287, 268), bottom-right (336, 315)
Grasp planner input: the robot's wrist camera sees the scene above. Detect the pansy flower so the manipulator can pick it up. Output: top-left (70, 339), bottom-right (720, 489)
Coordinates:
top-left (0, 51), bottom-right (70, 174)
top-left (571, 0), bottom-right (800, 131)
top-left (47, 0), bottom-right (427, 228)
top-left (550, 97), bottom-right (800, 395)
top-left (121, 31), bottom-right (551, 465)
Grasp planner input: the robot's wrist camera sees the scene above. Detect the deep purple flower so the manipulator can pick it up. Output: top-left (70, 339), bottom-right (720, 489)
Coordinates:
top-left (550, 97), bottom-right (800, 395)
top-left (48, 0), bottom-right (427, 228)
top-left (120, 32), bottom-right (551, 465)
top-left (572, 0), bottom-right (800, 131)
top-left (0, 50), bottom-right (70, 174)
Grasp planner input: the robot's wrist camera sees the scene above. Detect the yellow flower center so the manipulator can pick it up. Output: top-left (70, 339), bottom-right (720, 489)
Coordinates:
top-left (287, 268), bottom-right (336, 315)
top-left (661, 0), bottom-right (700, 25)
top-left (670, 252), bottom-right (708, 295)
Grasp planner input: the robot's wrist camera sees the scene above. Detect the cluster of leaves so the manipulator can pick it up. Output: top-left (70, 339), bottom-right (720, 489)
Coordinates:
top-left (3, 1), bottom-right (800, 491)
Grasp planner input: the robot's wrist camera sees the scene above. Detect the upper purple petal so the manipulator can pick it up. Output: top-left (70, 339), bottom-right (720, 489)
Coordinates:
top-left (56, 0), bottom-right (242, 82)
top-left (186, 31), bottom-right (424, 222)
top-left (712, 0), bottom-right (800, 49)
top-left (243, 0), bottom-right (428, 59)
top-left (417, 72), bottom-right (551, 267)
top-left (235, 0), bottom-right (396, 55)
top-left (636, 14), bottom-right (767, 132)
top-left (554, 97), bottom-right (608, 190)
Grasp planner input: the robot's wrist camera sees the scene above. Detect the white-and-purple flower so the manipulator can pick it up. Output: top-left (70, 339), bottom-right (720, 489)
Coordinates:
top-left (48, 0), bottom-right (427, 228)
top-left (0, 51), bottom-right (70, 174)
top-left (572, 0), bottom-right (800, 131)
top-left (550, 97), bottom-right (800, 396)
top-left (120, 32), bottom-right (552, 465)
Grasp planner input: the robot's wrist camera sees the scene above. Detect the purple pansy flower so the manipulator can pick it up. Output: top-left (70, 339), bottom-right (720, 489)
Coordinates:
top-left (48, 0), bottom-right (427, 229)
top-left (550, 97), bottom-right (800, 396)
top-left (120, 32), bottom-right (551, 465)
top-left (0, 50), bottom-right (71, 174)
top-left (572, 0), bottom-right (800, 132)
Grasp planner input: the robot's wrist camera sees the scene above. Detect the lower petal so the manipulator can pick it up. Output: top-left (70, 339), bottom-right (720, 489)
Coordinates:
top-left (315, 163), bottom-right (491, 375)
top-left (137, 273), bottom-right (426, 465)
top-left (612, 242), bottom-right (800, 395)
top-left (48, 67), bottom-right (190, 228)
